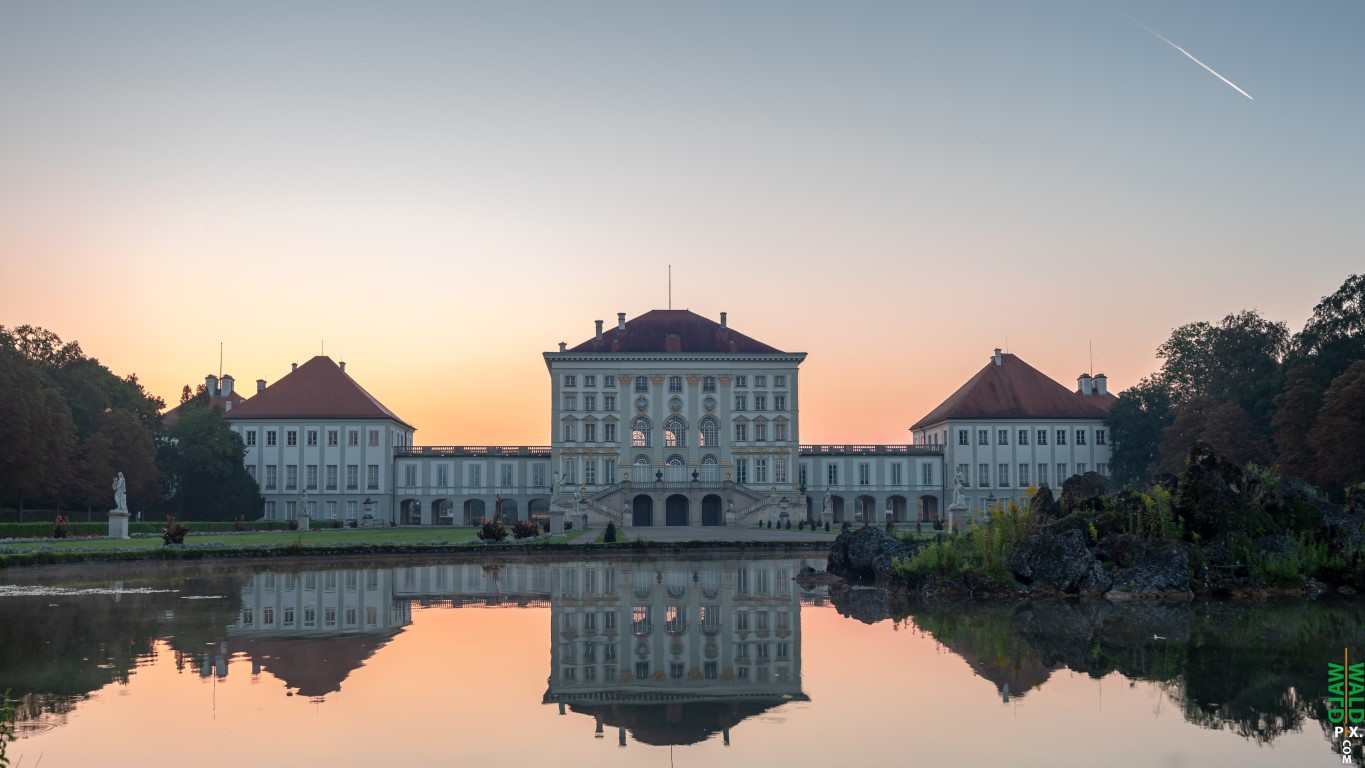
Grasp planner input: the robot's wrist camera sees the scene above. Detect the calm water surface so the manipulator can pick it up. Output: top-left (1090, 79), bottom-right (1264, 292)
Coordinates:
top-left (1, 555), bottom-right (1360, 767)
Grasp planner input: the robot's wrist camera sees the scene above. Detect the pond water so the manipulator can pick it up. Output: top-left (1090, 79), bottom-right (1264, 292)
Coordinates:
top-left (0, 555), bottom-right (1361, 767)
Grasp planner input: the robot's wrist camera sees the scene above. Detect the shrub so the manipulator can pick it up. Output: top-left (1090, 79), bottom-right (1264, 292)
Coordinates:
top-left (477, 517), bottom-right (508, 542)
top-left (287, 520), bottom-right (299, 531)
top-left (897, 540), bottom-right (964, 580)
top-left (604, 522), bottom-right (618, 543)
top-left (885, 519), bottom-right (894, 533)
top-left (162, 515), bottom-right (190, 545)
top-left (52, 515), bottom-right (69, 539)
top-left (1, 688), bottom-right (15, 768)
top-left (233, 515), bottom-right (247, 532)
top-left (511, 519), bottom-right (541, 539)
top-left (348, 519), bottom-right (358, 528)
top-left (841, 521), bottom-right (851, 533)
top-left (824, 521), bottom-right (830, 532)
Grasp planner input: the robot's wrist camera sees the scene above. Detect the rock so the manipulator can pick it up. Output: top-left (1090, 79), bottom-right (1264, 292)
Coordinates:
top-left (1029, 486), bottom-right (1061, 522)
top-left (1008, 529), bottom-right (1101, 593)
top-left (1060, 472), bottom-right (1111, 514)
top-left (1096, 533), bottom-right (1146, 568)
top-left (829, 584), bottom-right (892, 624)
top-left (1107, 541), bottom-right (1192, 599)
top-left (827, 526), bottom-right (918, 582)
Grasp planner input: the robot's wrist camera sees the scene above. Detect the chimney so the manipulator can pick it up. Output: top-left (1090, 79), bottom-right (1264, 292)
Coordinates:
top-left (291, 362), bottom-right (297, 372)
top-left (993, 348), bottom-right (1002, 366)
top-left (665, 333), bottom-right (682, 353)
top-left (221, 375), bottom-right (234, 398)
top-left (1078, 373), bottom-right (1093, 396)
top-left (720, 311), bottom-right (727, 328)
top-left (1095, 373), bottom-right (1108, 396)
top-left (617, 312), bottom-right (626, 331)
top-left (558, 342), bottom-right (567, 352)
top-left (205, 374), bottom-right (219, 397)
top-left (595, 320), bottom-right (603, 341)
top-left (339, 361), bottom-right (346, 373)
top-left (256, 379), bottom-right (266, 394)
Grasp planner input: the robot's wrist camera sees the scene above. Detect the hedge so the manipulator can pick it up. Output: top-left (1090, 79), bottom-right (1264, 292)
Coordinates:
top-left (0, 520), bottom-right (293, 539)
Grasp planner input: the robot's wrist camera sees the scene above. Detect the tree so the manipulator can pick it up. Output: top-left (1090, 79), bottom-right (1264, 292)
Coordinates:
top-left (1309, 360), bottom-right (1365, 488)
top-left (1159, 398), bottom-right (1270, 474)
top-left (1156, 310), bottom-right (1288, 430)
top-left (1105, 375), bottom-right (1174, 484)
top-left (1290, 273), bottom-right (1365, 388)
top-left (0, 346), bottom-right (77, 517)
top-left (158, 403), bottom-right (262, 521)
top-left (1270, 367), bottom-right (1321, 482)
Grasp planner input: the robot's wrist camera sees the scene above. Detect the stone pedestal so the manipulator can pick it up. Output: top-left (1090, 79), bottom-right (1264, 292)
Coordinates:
top-left (108, 510), bottom-right (130, 539)
top-left (549, 507), bottom-right (566, 535)
top-left (295, 513), bottom-right (310, 531)
top-left (946, 502), bottom-right (967, 533)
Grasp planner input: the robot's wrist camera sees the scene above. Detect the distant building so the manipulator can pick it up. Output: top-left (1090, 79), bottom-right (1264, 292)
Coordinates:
top-left (216, 315), bottom-right (1114, 525)
top-left (160, 373), bottom-right (248, 428)
top-left (909, 349), bottom-right (1116, 515)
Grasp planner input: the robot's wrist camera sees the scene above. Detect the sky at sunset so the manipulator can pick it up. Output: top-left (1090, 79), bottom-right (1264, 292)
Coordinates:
top-left (3, 1), bottom-right (1361, 446)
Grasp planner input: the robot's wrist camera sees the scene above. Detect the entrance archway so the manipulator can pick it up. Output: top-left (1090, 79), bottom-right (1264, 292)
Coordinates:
top-left (702, 494), bottom-right (723, 526)
top-left (401, 498), bottom-right (422, 525)
top-left (918, 495), bottom-right (939, 522)
top-left (831, 496), bottom-right (846, 524)
top-left (632, 494), bottom-right (653, 527)
top-left (499, 498), bottom-right (519, 522)
top-left (463, 499), bottom-right (486, 526)
top-left (433, 498), bottom-right (454, 525)
top-left (856, 495), bottom-right (877, 524)
top-left (666, 494), bottom-right (689, 526)
top-left (887, 495), bottom-right (908, 523)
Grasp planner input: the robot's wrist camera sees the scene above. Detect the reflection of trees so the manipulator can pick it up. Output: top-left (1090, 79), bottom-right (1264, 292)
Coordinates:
top-left (892, 595), bottom-right (1365, 756)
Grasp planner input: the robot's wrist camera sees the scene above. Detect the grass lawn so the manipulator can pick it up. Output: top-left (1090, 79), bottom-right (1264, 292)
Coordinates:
top-left (0, 526), bottom-right (486, 553)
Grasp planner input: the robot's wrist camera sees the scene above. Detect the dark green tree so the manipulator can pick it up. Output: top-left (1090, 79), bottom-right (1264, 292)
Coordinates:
top-left (1289, 273), bottom-right (1365, 389)
top-left (1309, 360), bottom-right (1365, 488)
top-left (1156, 310), bottom-right (1288, 430)
top-left (158, 403), bottom-right (262, 521)
top-left (1105, 375), bottom-right (1173, 484)
top-left (1270, 366), bottom-right (1321, 482)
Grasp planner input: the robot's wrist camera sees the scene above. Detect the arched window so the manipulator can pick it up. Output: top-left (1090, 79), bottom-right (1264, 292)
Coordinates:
top-left (701, 455), bottom-right (718, 465)
top-left (665, 417), bottom-right (686, 447)
top-left (699, 417), bottom-right (720, 447)
top-left (634, 376), bottom-right (649, 393)
top-left (667, 455), bottom-right (685, 467)
top-left (632, 418), bottom-right (651, 447)
top-left (634, 455), bottom-right (651, 465)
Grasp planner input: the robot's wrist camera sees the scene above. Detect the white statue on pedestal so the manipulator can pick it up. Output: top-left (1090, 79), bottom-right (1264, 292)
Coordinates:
top-left (822, 490), bottom-right (832, 517)
top-left (112, 472), bottom-right (128, 514)
top-left (951, 468), bottom-right (966, 508)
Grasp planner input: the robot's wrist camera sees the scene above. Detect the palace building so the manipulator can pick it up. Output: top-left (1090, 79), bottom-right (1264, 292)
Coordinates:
top-left (222, 310), bottom-right (1113, 527)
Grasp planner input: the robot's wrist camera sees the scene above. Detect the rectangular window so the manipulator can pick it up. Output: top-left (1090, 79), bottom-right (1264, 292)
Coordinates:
top-left (564, 374), bottom-right (576, 387)
top-left (999, 464), bottom-right (1009, 487)
top-left (735, 395), bottom-right (747, 411)
top-left (287, 430), bottom-right (297, 447)
top-left (702, 376), bottom-right (716, 392)
top-left (735, 459), bottom-right (748, 484)
top-left (978, 463), bottom-right (989, 487)
top-left (246, 465), bottom-right (256, 481)
top-left (604, 375), bottom-right (616, 388)
top-left (563, 394), bottom-right (577, 410)
top-left (584, 459), bottom-right (597, 484)
top-left (563, 422), bottom-right (576, 442)
top-left (634, 376), bottom-right (649, 393)
top-left (267, 430), bottom-right (277, 447)
top-left (265, 465), bottom-right (278, 490)
top-left (346, 500), bottom-right (358, 519)
top-left (735, 423), bottom-right (747, 442)
top-left (799, 465), bottom-right (808, 486)
top-left (775, 458), bottom-right (788, 483)
top-left (606, 460), bottom-right (616, 484)
top-left (584, 422), bottom-right (596, 442)
top-left (584, 395), bottom-right (596, 411)
top-left (1057, 463), bottom-right (1068, 482)
top-left (245, 430), bottom-right (257, 447)
top-left (533, 465), bottom-right (546, 488)
top-left (1019, 463), bottom-right (1030, 487)
top-left (891, 463), bottom-right (902, 485)
top-left (754, 422), bottom-right (767, 441)
top-left (286, 464), bottom-right (298, 490)
top-left (1037, 429), bottom-right (1048, 446)
top-left (604, 394), bottom-right (616, 410)
top-left (1018, 429), bottom-right (1029, 446)
top-left (327, 430), bottom-right (338, 446)
top-left (1096, 429), bottom-right (1107, 445)
top-left (604, 423), bottom-right (616, 443)
top-left (306, 464), bottom-right (318, 490)
top-left (921, 463), bottom-right (933, 486)
top-left (368, 430), bottom-right (379, 447)
top-left (755, 459), bottom-right (767, 483)
top-left (775, 375), bottom-right (786, 387)
top-left (998, 429), bottom-right (1008, 445)
top-left (859, 463), bottom-right (871, 485)
top-left (1098, 463), bottom-right (1109, 476)
top-left (1056, 429), bottom-right (1067, 446)
top-left (346, 464), bottom-right (358, 490)
top-left (775, 422), bottom-right (787, 441)
top-left (469, 465), bottom-right (482, 488)
top-left (754, 375), bottom-right (766, 387)
top-left (978, 429), bottom-right (989, 445)
top-left (404, 464), bottom-right (417, 487)
top-left (584, 375), bottom-right (595, 387)
top-left (827, 464), bottom-right (839, 485)
top-left (1076, 429), bottom-right (1087, 446)
top-left (755, 394), bottom-right (766, 411)
top-left (958, 430), bottom-right (969, 446)
top-left (1038, 464), bottom-right (1049, 488)
top-left (957, 463), bottom-right (970, 487)
top-left (325, 500), bottom-right (337, 519)
top-left (774, 394), bottom-right (786, 411)
top-left (306, 430), bottom-right (318, 447)
top-left (348, 430), bottom-right (358, 447)
top-left (437, 464), bottom-right (448, 487)
top-left (668, 375), bottom-right (683, 393)
top-left (367, 464), bottom-right (379, 490)
top-left (734, 375), bottom-right (747, 388)
top-left (499, 464), bottom-right (513, 487)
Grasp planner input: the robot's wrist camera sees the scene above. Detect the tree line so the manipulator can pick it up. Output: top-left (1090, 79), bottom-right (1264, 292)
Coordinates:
top-left (0, 326), bottom-right (261, 521)
top-left (1106, 274), bottom-right (1365, 493)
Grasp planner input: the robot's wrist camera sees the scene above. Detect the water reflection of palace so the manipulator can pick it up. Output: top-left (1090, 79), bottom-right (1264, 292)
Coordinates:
top-left (544, 558), bottom-right (819, 746)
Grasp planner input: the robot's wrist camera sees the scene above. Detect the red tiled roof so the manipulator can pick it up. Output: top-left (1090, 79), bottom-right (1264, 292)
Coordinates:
top-left (227, 356), bottom-right (413, 429)
top-left (910, 353), bottom-right (1116, 429)
top-left (565, 310), bottom-right (788, 354)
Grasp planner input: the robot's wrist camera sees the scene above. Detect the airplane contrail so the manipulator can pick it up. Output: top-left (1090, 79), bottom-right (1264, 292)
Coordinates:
top-left (1128, 16), bottom-right (1254, 101)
